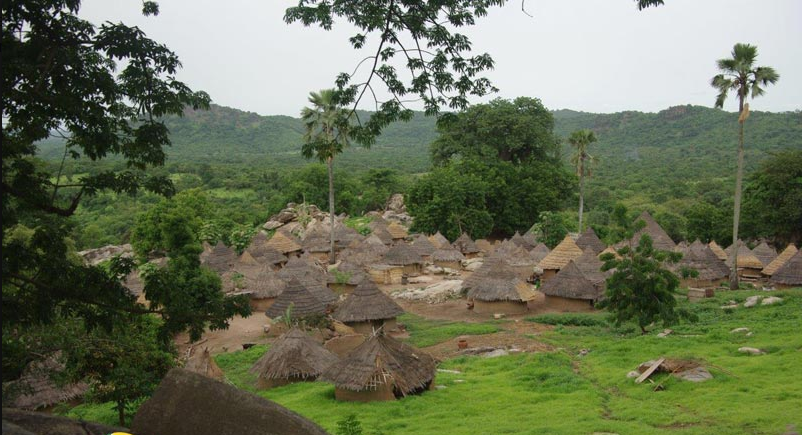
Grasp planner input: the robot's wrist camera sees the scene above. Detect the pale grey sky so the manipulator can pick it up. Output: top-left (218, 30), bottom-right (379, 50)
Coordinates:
top-left (80, 0), bottom-right (802, 116)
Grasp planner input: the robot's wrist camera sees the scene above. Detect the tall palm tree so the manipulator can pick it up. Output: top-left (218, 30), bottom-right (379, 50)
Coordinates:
top-left (711, 43), bottom-right (779, 289)
top-left (568, 129), bottom-right (598, 233)
top-left (300, 89), bottom-right (352, 264)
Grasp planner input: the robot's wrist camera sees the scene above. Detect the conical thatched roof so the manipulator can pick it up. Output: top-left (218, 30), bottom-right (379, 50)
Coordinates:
top-left (431, 246), bottom-right (465, 263)
top-left (492, 240), bottom-right (534, 267)
top-left (203, 241), bottom-right (237, 273)
top-left (538, 235), bottom-right (583, 270)
top-left (539, 260), bottom-right (603, 301)
top-left (383, 242), bottom-right (422, 265)
top-left (453, 233), bottom-right (480, 255)
top-left (576, 228), bottom-right (606, 254)
top-left (386, 222), bottom-right (409, 239)
top-left (674, 240), bottom-right (729, 281)
top-left (247, 266), bottom-right (286, 299)
top-left (529, 243), bottom-right (551, 264)
top-left (751, 242), bottom-right (777, 266)
top-left (321, 334), bottom-right (436, 395)
top-left (428, 232), bottom-right (450, 249)
top-left (265, 278), bottom-right (327, 318)
top-left (249, 328), bottom-right (338, 381)
top-left (708, 240), bottom-right (728, 261)
top-left (475, 239), bottom-right (494, 254)
top-left (631, 211), bottom-right (675, 251)
top-left (466, 260), bottom-right (536, 302)
top-left (184, 348), bottom-right (224, 381)
top-left (368, 217), bottom-right (389, 231)
top-left (599, 246), bottom-right (621, 260)
top-left (724, 239), bottom-right (748, 257)
top-left (510, 231), bottom-right (535, 251)
top-left (327, 260), bottom-right (367, 286)
top-left (769, 250), bottom-right (802, 286)
top-left (234, 250), bottom-right (264, 279)
top-left (411, 234), bottom-right (436, 257)
top-left (302, 227), bottom-right (331, 253)
top-left (276, 257), bottom-right (336, 304)
top-left (371, 226), bottom-right (394, 245)
top-left (3, 355), bottom-right (88, 410)
top-left (726, 244), bottom-right (763, 269)
top-left (573, 248), bottom-right (606, 283)
top-left (522, 232), bottom-right (539, 250)
top-left (333, 281), bottom-right (404, 323)
top-left (462, 256), bottom-right (506, 289)
top-left (265, 230), bottom-right (302, 254)
top-left (762, 244), bottom-right (798, 276)
top-left (251, 231), bottom-right (269, 247)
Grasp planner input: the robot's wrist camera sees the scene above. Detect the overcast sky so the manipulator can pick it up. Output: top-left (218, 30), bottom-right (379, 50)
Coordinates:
top-left (79, 0), bottom-right (801, 117)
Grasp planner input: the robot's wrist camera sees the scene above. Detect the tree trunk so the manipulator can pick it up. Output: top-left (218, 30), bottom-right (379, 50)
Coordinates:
top-left (578, 158), bottom-right (585, 233)
top-left (327, 156), bottom-right (336, 265)
top-left (729, 98), bottom-right (746, 290)
top-left (117, 401), bottom-right (126, 427)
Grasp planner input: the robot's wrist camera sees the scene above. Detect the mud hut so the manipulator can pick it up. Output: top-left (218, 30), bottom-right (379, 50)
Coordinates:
top-left (465, 260), bottom-right (537, 315)
top-left (332, 281), bottom-right (404, 335)
top-left (762, 244), bottom-right (798, 277)
top-left (751, 242), bottom-right (778, 267)
top-left (265, 278), bottom-right (328, 320)
top-left (203, 241), bottom-right (237, 273)
top-left (411, 234), bottom-right (436, 261)
top-left (539, 260), bottom-right (603, 311)
top-left (3, 356), bottom-right (88, 411)
top-left (184, 347), bottom-right (224, 381)
top-left (537, 235), bottom-right (584, 280)
top-left (249, 328), bottom-right (338, 389)
top-left (368, 264), bottom-right (404, 284)
top-left (247, 243), bottom-right (286, 269)
top-left (769, 250), bottom-right (802, 289)
top-left (277, 256), bottom-right (337, 305)
top-left (726, 244), bottom-right (764, 280)
top-left (492, 240), bottom-right (537, 281)
top-left (453, 233), bottom-right (481, 259)
top-left (265, 230), bottom-right (302, 256)
top-left (708, 240), bottom-right (728, 261)
top-left (573, 248), bottom-right (607, 284)
top-left (674, 240), bottom-right (729, 288)
top-left (301, 232), bottom-right (332, 263)
top-left (431, 245), bottom-right (465, 270)
top-left (428, 231), bottom-right (450, 249)
top-left (383, 243), bottom-right (424, 275)
top-left (631, 211), bottom-right (676, 251)
top-left (321, 334), bottom-right (437, 402)
top-left (246, 266), bottom-right (287, 310)
top-left (576, 227), bottom-right (606, 254)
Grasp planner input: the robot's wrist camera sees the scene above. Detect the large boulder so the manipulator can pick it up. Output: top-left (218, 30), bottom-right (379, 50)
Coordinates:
top-left (131, 368), bottom-right (328, 435)
top-left (78, 244), bottom-right (133, 266)
top-left (1, 409), bottom-right (124, 435)
top-left (384, 193), bottom-right (406, 213)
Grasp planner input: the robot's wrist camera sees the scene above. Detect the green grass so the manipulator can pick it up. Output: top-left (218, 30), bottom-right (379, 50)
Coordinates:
top-left (343, 216), bottom-right (374, 235)
top-left (526, 312), bottom-right (609, 327)
top-left (61, 289), bottom-right (802, 434)
top-left (398, 313), bottom-right (502, 348)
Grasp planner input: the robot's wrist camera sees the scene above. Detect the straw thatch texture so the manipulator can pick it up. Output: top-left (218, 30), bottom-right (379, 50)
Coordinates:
top-left (333, 281), bottom-right (404, 323)
top-left (184, 348), bottom-right (224, 381)
top-left (726, 244), bottom-right (763, 269)
top-left (708, 240), bottom-right (728, 261)
top-left (368, 264), bottom-right (404, 285)
top-left (3, 356), bottom-right (88, 410)
top-left (411, 234), bottom-right (436, 257)
top-left (371, 226), bottom-right (394, 245)
top-left (724, 239), bottom-right (748, 257)
top-left (631, 211), bottom-right (676, 251)
top-left (265, 278), bottom-right (328, 318)
top-left (752, 242), bottom-right (778, 266)
top-left (539, 260), bottom-right (603, 301)
top-left (321, 334), bottom-right (436, 395)
top-left (510, 231), bottom-right (535, 251)
top-left (453, 233), bottom-right (480, 255)
top-left (431, 246), bottom-right (465, 263)
top-left (386, 222), bottom-right (408, 239)
top-left (203, 241), bottom-right (237, 273)
top-left (250, 328), bottom-right (338, 381)
top-left (247, 266), bottom-right (287, 299)
top-left (277, 257), bottom-right (336, 304)
top-left (538, 235), bottom-right (583, 270)
top-left (529, 243), bottom-right (551, 264)
top-left (769, 250), bottom-right (802, 286)
top-left (302, 228), bottom-right (330, 253)
top-left (475, 239), bottom-right (494, 254)
top-left (573, 248), bottom-right (606, 283)
top-left (465, 259), bottom-right (536, 302)
top-left (762, 244), bottom-right (798, 276)
top-left (266, 230), bottom-right (302, 254)
top-left (492, 240), bottom-right (534, 266)
top-left (576, 227), bottom-right (606, 254)
top-left (462, 256), bottom-right (507, 289)
top-left (327, 260), bottom-right (367, 286)
top-left (428, 232), bottom-right (450, 248)
top-left (674, 240), bottom-right (729, 282)
top-left (383, 243), bottom-right (422, 265)
top-left (247, 243), bottom-right (286, 266)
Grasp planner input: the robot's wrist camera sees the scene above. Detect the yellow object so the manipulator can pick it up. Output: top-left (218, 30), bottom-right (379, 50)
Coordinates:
top-left (109, 432), bottom-right (134, 435)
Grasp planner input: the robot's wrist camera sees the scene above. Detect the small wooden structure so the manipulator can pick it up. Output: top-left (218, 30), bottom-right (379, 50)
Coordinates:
top-left (332, 281), bottom-right (404, 335)
top-left (465, 259), bottom-right (537, 315)
top-left (431, 246), bottom-right (465, 270)
top-left (386, 222), bottom-right (409, 240)
top-left (751, 241), bottom-right (778, 267)
top-left (245, 266), bottom-right (286, 311)
top-left (368, 264), bottom-right (404, 285)
top-left (264, 278), bottom-right (327, 320)
top-left (276, 256), bottom-right (337, 305)
top-left (383, 243), bottom-right (423, 275)
top-left (539, 260), bottom-right (602, 311)
top-left (411, 234), bottom-right (436, 262)
top-left (537, 235), bottom-right (584, 280)
top-left (250, 328), bottom-right (338, 389)
top-left (673, 240), bottom-right (729, 288)
top-left (726, 244), bottom-right (764, 281)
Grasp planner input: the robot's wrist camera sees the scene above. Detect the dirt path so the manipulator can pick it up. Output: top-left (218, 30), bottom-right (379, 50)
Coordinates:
top-left (175, 313), bottom-right (276, 356)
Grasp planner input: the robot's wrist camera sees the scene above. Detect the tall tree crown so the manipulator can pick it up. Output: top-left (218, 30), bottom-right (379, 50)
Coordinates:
top-left (710, 43), bottom-right (779, 109)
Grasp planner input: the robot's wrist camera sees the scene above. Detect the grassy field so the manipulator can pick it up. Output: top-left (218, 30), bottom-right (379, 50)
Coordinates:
top-left (63, 288), bottom-right (801, 434)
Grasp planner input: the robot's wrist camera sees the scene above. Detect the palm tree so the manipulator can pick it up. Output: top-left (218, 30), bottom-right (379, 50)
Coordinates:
top-left (711, 43), bottom-right (779, 289)
top-left (568, 129), bottom-right (598, 233)
top-left (300, 89), bottom-right (352, 264)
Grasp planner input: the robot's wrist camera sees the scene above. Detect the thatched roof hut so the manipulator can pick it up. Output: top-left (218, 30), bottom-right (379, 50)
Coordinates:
top-left (3, 356), bottom-right (88, 410)
top-left (386, 222), bottom-right (408, 240)
top-left (576, 227), bottom-right (606, 254)
top-left (428, 231), bottom-right (451, 249)
top-left (371, 226), bottom-right (394, 245)
top-left (674, 240), bottom-right (729, 287)
top-left (539, 260), bottom-right (603, 306)
top-left (490, 240), bottom-right (536, 280)
top-left (708, 240), bottom-right (728, 261)
top-left (752, 242), bottom-right (778, 266)
top-left (762, 244), bottom-right (798, 276)
top-left (537, 235), bottom-right (584, 278)
top-left (529, 243), bottom-right (551, 264)
top-left (724, 239), bottom-right (748, 258)
top-left (333, 281), bottom-right (404, 334)
top-left (726, 244), bottom-right (763, 270)
top-left (265, 278), bottom-right (328, 319)
top-left (466, 266), bottom-right (536, 315)
top-left (631, 211), bottom-right (676, 251)
top-left (321, 334), bottom-right (437, 402)
top-left (453, 233), bottom-right (480, 257)
top-left (383, 243), bottom-right (422, 266)
top-left (249, 328), bottom-right (338, 389)
top-left (510, 231), bottom-right (536, 251)
top-left (265, 230), bottom-right (302, 255)
top-left (327, 260), bottom-right (367, 291)
top-left (203, 241), bottom-right (237, 273)
top-left (431, 246), bottom-right (465, 263)
top-left (769, 250), bottom-right (802, 288)
top-left (248, 266), bottom-right (286, 299)
top-left (475, 239), bottom-right (494, 254)
top-left (411, 234), bottom-right (436, 258)
top-left (276, 257), bottom-right (337, 304)
top-left (184, 348), bottom-right (224, 381)
top-left (573, 248), bottom-right (607, 284)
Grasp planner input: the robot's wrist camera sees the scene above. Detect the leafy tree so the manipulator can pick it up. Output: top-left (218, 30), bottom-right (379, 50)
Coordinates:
top-left (684, 201), bottom-right (730, 243)
top-left (529, 211), bottom-right (570, 249)
top-left (336, 414), bottom-right (364, 435)
top-left (301, 89), bottom-right (354, 264)
top-left (431, 97), bottom-right (560, 166)
top-left (742, 150), bottom-right (802, 245)
top-left (568, 129), bottom-right (598, 232)
top-left (599, 234), bottom-right (696, 334)
top-left (710, 43), bottom-right (779, 289)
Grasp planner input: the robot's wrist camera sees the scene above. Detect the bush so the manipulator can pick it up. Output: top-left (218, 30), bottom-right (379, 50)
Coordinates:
top-left (526, 313), bottom-right (608, 327)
